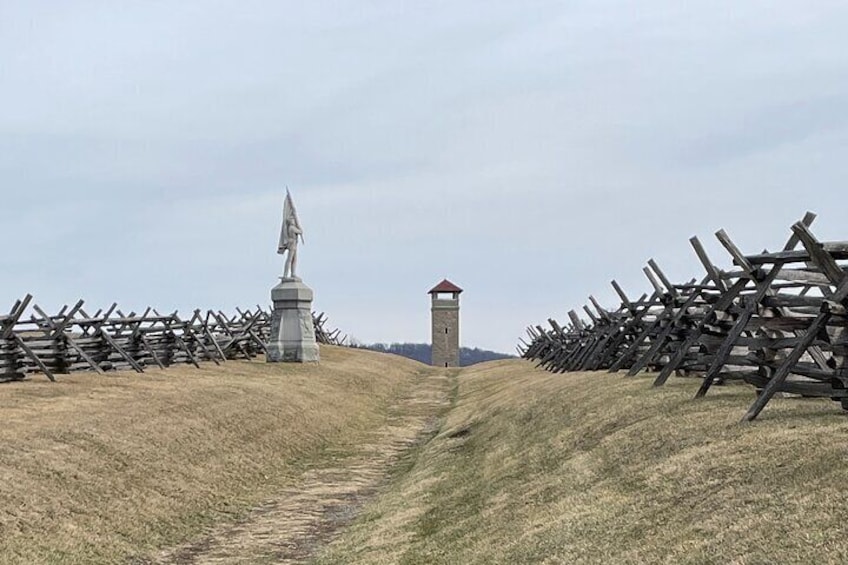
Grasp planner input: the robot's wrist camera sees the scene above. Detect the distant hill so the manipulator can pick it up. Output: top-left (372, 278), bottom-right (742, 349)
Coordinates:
top-left (359, 342), bottom-right (515, 366)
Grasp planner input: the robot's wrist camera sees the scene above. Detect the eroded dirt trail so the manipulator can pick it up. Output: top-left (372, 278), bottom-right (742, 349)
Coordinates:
top-left (152, 369), bottom-right (454, 565)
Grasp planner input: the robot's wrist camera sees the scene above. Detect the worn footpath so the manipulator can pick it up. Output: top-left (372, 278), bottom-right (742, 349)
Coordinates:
top-left (150, 368), bottom-right (454, 564)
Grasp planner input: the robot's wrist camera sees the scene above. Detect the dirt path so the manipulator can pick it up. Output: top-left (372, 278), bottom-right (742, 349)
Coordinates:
top-left (150, 369), bottom-right (454, 564)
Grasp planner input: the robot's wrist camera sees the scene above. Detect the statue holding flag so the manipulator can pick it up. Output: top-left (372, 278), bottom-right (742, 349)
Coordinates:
top-left (278, 188), bottom-right (304, 280)
top-left (267, 187), bottom-right (320, 363)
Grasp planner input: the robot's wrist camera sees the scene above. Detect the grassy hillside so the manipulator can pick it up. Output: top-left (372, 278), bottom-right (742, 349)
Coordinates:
top-left (7, 349), bottom-right (848, 564)
top-left (316, 360), bottom-right (848, 564)
top-left (0, 346), bottom-right (440, 564)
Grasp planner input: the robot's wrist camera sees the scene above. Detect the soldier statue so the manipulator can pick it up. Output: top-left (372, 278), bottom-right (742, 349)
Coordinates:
top-left (277, 189), bottom-right (304, 280)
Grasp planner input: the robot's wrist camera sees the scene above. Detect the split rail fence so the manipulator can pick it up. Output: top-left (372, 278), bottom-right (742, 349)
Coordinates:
top-left (0, 298), bottom-right (345, 383)
top-left (519, 211), bottom-right (848, 421)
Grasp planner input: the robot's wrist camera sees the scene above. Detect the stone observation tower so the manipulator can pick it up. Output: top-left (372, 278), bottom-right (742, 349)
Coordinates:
top-left (428, 279), bottom-right (463, 368)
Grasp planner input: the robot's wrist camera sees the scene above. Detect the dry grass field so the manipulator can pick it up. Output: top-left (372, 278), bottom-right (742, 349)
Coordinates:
top-left (0, 346), bottom-right (444, 564)
top-left (316, 359), bottom-right (848, 565)
top-left (6, 348), bottom-right (848, 564)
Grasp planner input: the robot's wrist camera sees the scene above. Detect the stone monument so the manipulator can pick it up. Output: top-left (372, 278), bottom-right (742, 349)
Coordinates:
top-left (266, 189), bottom-right (320, 363)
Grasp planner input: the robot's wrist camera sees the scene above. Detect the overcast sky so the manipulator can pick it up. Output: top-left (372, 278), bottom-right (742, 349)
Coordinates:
top-left (3, 1), bottom-right (848, 353)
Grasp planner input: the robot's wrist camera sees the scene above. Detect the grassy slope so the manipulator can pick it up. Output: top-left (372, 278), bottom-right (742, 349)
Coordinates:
top-left (316, 359), bottom-right (848, 565)
top-left (0, 346), bottom-right (435, 564)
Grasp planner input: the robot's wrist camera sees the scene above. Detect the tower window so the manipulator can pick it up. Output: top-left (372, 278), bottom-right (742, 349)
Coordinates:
top-left (445, 328), bottom-right (449, 334)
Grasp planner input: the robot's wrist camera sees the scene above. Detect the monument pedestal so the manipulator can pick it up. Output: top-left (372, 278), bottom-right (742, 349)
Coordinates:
top-left (266, 278), bottom-right (320, 363)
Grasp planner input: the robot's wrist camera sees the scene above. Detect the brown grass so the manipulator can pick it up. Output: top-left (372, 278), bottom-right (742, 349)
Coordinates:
top-left (9, 350), bottom-right (848, 564)
top-left (0, 346), bottom-right (436, 564)
top-left (315, 360), bottom-right (848, 565)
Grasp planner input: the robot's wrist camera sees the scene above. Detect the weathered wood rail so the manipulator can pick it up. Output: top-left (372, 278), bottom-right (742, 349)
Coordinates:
top-left (0, 298), bottom-right (345, 383)
top-left (520, 211), bottom-right (848, 421)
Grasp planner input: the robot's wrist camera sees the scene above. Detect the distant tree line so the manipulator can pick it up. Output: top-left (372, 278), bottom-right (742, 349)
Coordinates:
top-left (356, 342), bottom-right (514, 366)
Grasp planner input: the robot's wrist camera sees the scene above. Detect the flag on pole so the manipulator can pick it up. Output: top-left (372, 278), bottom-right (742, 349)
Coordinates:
top-left (277, 188), bottom-right (302, 254)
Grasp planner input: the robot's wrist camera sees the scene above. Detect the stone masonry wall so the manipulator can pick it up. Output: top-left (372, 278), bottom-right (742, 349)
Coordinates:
top-left (431, 299), bottom-right (459, 367)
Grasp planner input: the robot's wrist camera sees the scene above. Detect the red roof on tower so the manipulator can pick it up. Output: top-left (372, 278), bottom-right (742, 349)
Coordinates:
top-left (428, 279), bottom-right (464, 294)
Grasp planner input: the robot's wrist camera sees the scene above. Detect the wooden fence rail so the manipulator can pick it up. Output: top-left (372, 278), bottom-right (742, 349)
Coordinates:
top-left (519, 211), bottom-right (848, 421)
top-left (0, 299), bottom-right (345, 383)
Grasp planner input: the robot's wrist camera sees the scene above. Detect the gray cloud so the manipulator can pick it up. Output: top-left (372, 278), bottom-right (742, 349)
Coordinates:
top-left (2, 1), bottom-right (848, 352)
